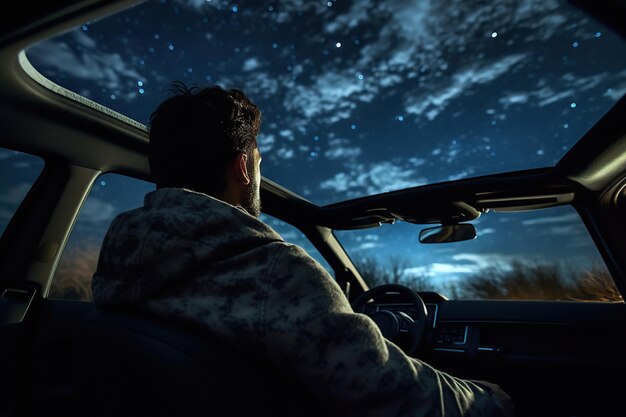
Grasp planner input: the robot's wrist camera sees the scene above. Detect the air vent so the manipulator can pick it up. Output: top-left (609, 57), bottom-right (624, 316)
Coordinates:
top-left (435, 324), bottom-right (468, 346)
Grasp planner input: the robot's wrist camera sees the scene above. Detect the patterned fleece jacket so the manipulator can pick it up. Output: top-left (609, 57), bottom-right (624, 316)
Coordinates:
top-left (92, 188), bottom-right (509, 417)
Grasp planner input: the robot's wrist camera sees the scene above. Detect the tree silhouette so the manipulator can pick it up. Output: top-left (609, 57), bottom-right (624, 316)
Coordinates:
top-left (355, 255), bottom-right (431, 292)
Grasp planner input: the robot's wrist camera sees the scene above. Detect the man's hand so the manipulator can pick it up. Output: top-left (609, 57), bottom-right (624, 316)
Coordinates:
top-left (470, 380), bottom-right (516, 416)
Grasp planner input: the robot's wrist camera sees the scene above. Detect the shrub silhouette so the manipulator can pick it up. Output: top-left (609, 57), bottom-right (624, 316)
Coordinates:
top-left (355, 256), bottom-right (623, 302)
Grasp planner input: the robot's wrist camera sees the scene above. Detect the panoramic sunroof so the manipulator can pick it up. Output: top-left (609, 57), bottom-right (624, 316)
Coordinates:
top-left (24, 0), bottom-right (626, 205)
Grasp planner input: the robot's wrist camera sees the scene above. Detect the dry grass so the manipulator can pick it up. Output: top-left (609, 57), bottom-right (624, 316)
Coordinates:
top-left (459, 260), bottom-right (623, 302)
top-left (567, 269), bottom-right (623, 302)
top-left (50, 242), bottom-right (101, 301)
top-left (356, 256), bottom-right (623, 302)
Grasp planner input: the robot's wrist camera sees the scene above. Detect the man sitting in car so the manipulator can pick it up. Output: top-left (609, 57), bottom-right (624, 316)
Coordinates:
top-left (91, 81), bottom-right (514, 417)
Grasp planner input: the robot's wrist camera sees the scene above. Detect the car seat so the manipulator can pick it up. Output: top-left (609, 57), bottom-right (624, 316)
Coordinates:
top-left (72, 307), bottom-right (327, 417)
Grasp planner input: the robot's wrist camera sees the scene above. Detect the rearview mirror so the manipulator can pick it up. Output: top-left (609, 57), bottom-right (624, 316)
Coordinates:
top-left (419, 224), bottom-right (476, 244)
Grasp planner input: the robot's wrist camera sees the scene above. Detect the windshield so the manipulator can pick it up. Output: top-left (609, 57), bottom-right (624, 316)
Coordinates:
top-left (335, 205), bottom-right (621, 301)
top-left (24, 0), bottom-right (626, 206)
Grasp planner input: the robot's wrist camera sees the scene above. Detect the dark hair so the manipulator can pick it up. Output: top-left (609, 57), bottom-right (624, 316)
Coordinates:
top-left (148, 81), bottom-right (261, 195)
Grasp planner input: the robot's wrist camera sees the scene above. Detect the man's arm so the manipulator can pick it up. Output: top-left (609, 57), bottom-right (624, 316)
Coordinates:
top-left (261, 244), bottom-right (512, 417)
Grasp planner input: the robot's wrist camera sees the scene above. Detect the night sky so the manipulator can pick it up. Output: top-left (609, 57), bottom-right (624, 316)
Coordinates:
top-left (3, 0), bottom-right (626, 296)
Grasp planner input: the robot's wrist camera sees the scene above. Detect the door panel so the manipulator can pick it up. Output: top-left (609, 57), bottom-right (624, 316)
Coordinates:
top-left (418, 300), bottom-right (626, 417)
top-left (27, 299), bottom-right (92, 417)
top-left (0, 281), bottom-right (41, 417)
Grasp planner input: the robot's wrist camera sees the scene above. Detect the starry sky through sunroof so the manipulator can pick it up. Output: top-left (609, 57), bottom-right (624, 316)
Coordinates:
top-left (25, 0), bottom-right (626, 205)
top-left (14, 0), bottom-right (626, 295)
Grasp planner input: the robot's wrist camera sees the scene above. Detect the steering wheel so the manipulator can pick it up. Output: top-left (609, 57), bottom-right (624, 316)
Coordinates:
top-left (351, 284), bottom-right (428, 356)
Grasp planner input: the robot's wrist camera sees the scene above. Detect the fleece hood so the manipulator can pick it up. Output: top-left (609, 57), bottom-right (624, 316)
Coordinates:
top-left (92, 187), bottom-right (282, 304)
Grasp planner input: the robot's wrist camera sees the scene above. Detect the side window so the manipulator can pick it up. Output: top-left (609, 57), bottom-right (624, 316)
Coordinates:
top-left (50, 173), bottom-right (155, 301)
top-left (0, 148), bottom-right (45, 237)
top-left (259, 214), bottom-right (335, 279)
top-left (336, 205), bottom-right (621, 302)
top-left (52, 177), bottom-right (334, 301)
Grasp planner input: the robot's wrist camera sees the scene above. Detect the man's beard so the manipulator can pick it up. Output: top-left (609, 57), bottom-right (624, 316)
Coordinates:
top-left (242, 173), bottom-right (261, 217)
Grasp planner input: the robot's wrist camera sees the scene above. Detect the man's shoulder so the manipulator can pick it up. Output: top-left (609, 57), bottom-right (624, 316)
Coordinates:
top-left (278, 242), bottom-right (313, 258)
top-left (270, 243), bottom-right (332, 278)
top-left (106, 205), bottom-right (144, 228)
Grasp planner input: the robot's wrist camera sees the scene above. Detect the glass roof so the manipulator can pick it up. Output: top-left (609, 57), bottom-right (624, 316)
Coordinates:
top-left (24, 0), bottom-right (626, 205)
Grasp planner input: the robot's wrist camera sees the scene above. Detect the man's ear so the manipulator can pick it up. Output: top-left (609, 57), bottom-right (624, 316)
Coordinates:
top-left (232, 152), bottom-right (251, 185)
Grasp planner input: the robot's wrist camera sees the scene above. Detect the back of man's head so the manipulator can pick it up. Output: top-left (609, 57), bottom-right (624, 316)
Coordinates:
top-left (148, 81), bottom-right (261, 195)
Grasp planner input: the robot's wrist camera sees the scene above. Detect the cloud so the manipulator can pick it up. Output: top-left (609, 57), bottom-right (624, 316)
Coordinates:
top-left (537, 89), bottom-right (574, 107)
top-left (0, 207), bottom-right (14, 221)
top-left (511, 0), bottom-right (565, 39)
top-left (451, 253), bottom-right (517, 269)
top-left (242, 57), bottom-right (261, 72)
top-left (324, 138), bottom-right (362, 160)
top-left (324, 2), bottom-right (372, 33)
top-left (12, 162), bottom-right (33, 169)
top-left (521, 12), bottom-right (567, 41)
top-left (348, 233), bottom-right (383, 251)
top-left (279, 129), bottom-right (294, 140)
top-left (404, 54), bottom-right (527, 121)
top-left (0, 183), bottom-right (32, 205)
top-left (319, 160), bottom-right (428, 198)
top-left (525, 223), bottom-right (584, 238)
top-left (176, 0), bottom-right (230, 10)
top-left (78, 197), bottom-right (117, 224)
top-left (258, 133), bottom-right (275, 154)
top-left (354, 242), bottom-right (384, 251)
top-left (447, 169), bottom-right (475, 181)
top-left (319, 172), bottom-right (357, 194)
top-left (604, 70), bottom-right (626, 101)
top-left (428, 138), bottom-right (470, 165)
top-left (275, 147), bottom-right (295, 159)
top-left (408, 157), bottom-right (426, 167)
top-left (433, 263), bottom-right (477, 274)
top-left (522, 213), bottom-right (579, 226)
top-left (566, 237), bottom-right (592, 248)
top-left (479, 228), bottom-right (496, 235)
top-left (265, 1), bottom-right (330, 24)
top-left (27, 31), bottom-right (144, 100)
top-left (284, 71), bottom-right (374, 124)
top-left (501, 70), bottom-right (618, 109)
top-left (605, 84), bottom-right (626, 101)
top-left (278, 230), bottom-right (299, 242)
top-left (405, 262), bottom-right (478, 278)
top-left (325, 147), bottom-right (362, 160)
top-left (563, 72), bottom-right (607, 91)
top-left (499, 93), bottom-right (529, 107)
top-left (403, 253), bottom-right (528, 282)
top-left (548, 225), bottom-right (578, 235)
